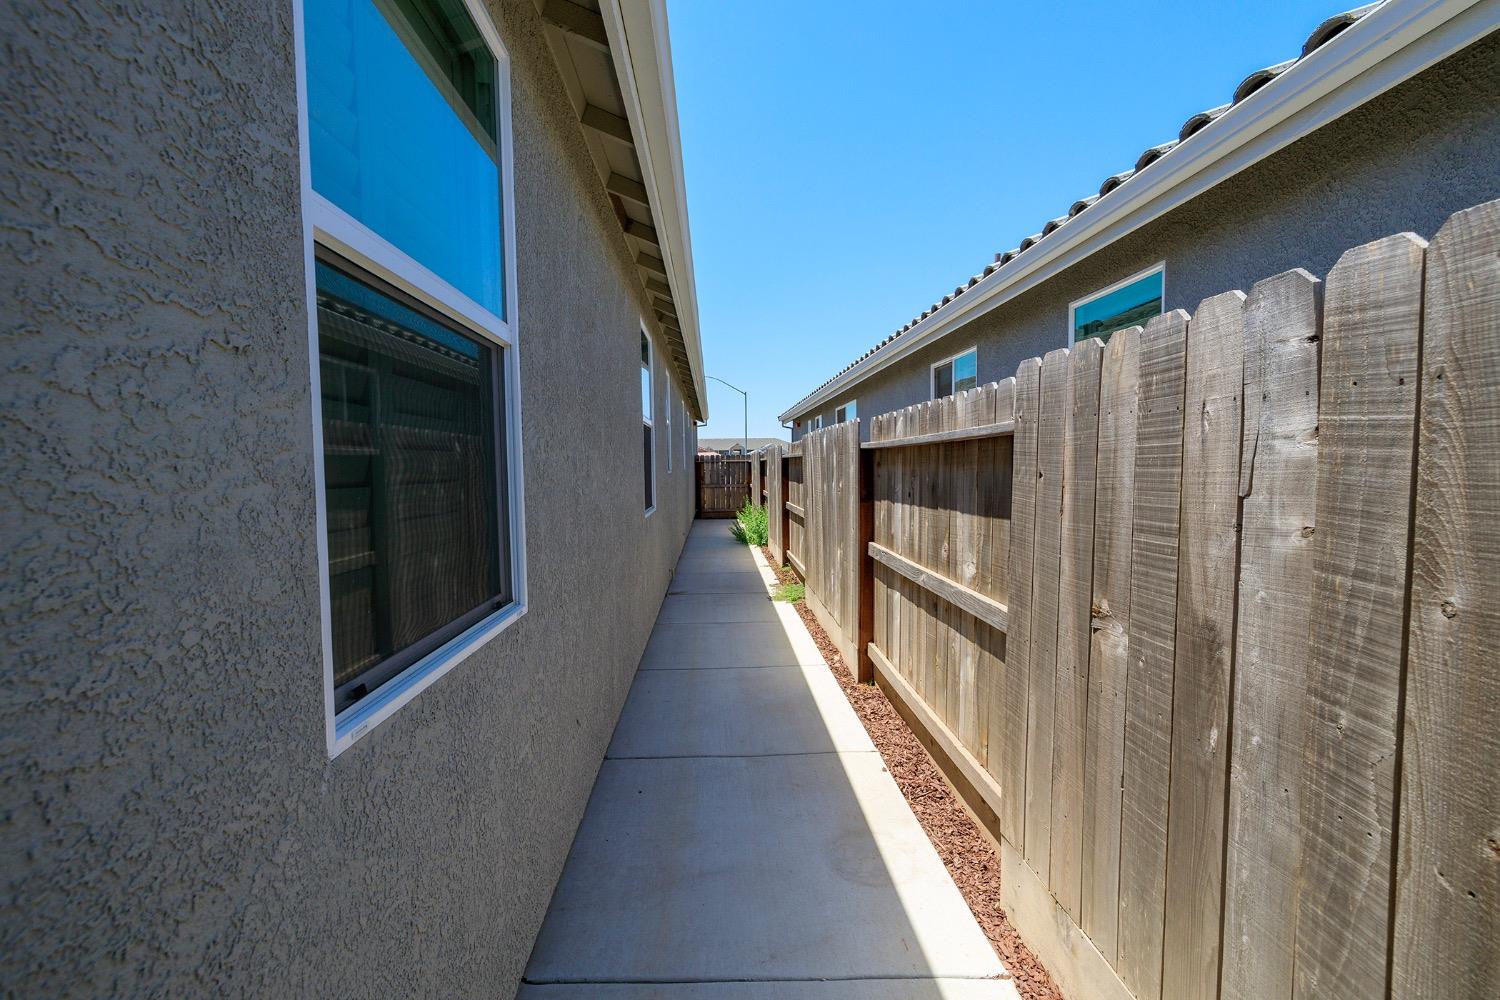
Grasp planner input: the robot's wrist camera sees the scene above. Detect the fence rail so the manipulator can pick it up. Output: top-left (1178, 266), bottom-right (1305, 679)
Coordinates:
top-left (763, 198), bottom-right (1499, 1000)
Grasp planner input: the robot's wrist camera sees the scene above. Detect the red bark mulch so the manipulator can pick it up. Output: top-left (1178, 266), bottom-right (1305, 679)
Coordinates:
top-left (762, 547), bottom-right (1065, 1000)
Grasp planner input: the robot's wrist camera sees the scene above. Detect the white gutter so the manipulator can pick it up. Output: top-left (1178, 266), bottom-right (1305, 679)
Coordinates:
top-left (601, 0), bottom-right (710, 421)
top-left (778, 0), bottom-right (1498, 422)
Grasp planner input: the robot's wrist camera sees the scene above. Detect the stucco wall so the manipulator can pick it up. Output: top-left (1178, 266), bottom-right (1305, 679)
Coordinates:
top-left (790, 30), bottom-right (1500, 439)
top-left (0, 0), bottom-right (694, 995)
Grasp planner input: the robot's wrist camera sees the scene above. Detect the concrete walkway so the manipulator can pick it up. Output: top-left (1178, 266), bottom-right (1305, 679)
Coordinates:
top-left (518, 520), bottom-right (1017, 999)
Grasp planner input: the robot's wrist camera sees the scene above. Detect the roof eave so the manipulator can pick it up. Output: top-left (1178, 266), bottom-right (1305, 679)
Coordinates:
top-left (777, 0), bottom-right (1498, 422)
top-left (601, 0), bottom-right (709, 421)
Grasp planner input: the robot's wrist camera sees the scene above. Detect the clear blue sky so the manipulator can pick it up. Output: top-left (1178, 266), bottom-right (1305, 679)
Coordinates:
top-left (671, 0), bottom-right (1341, 440)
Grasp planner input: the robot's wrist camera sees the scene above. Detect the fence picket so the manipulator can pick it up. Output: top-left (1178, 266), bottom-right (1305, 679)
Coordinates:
top-left (1051, 338), bottom-right (1103, 922)
top-left (1162, 290), bottom-right (1247, 1000)
top-left (1081, 325), bottom-right (1141, 960)
top-left (1118, 309), bottom-right (1190, 1000)
top-left (1296, 232), bottom-right (1426, 1000)
top-left (1000, 358), bottom-right (1043, 849)
top-left (1220, 269), bottom-right (1321, 1000)
top-left (1392, 198), bottom-right (1500, 1000)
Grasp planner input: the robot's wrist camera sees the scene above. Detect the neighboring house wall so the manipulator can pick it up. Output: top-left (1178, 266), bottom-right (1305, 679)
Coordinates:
top-left (790, 32), bottom-right (1500, 440)
top-left (0, 1), bottom-right (693, 995)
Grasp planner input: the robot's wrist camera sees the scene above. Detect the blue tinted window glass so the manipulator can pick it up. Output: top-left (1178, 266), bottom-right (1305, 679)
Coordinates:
top-left (954, 350), bottom-right (978, 392)
top-left (1073, 270), bottom-right (1163, 344)
top-left (307, 0), bottom-right (504, 316)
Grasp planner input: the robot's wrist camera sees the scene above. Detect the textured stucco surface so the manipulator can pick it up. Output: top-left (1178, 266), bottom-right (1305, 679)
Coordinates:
top-left (1, 1), bottom-right (694, 995)
top-left (791, 31), bottom-right (1500, 438)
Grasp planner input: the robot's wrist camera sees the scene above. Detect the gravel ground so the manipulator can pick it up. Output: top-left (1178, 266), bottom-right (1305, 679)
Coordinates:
top-left (762, 547), bottom-right (1066, 1000)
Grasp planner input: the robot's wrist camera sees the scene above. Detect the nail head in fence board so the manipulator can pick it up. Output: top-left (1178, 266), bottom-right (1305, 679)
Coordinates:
top-left (1082, 325), bottom-right (1142, 960)
top-left (1220, 270), bottom-right (1320, 1000)
top-left (1025, 349), bottom-right (1069, 882)
top-left (1000, 357), bottom-right (1043, 847)
top-left (1162, 289), bottom-right (1246, 1000)
top-left (1295, 231), bottom-right (1426, 1000)
top-left (1051, 338), bottom-right (1104, 922)
top-left (1393, 199), bottom-right (1500, 1000)
top-left (1118, 309), bottom-right (1189, 1000)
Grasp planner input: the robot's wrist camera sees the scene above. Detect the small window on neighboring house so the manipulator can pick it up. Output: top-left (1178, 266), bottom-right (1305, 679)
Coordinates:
top-left (932, 348), bottom-right (977, 399)
top-left (812, 415), bottom-right (823, 431)
top-left (835, 401), bottom-right (856, 424)
top-left (301, 0), bottom-right (524, 755)
top-left (642, 331), bottom-right (655, 513)
top-left (1070, 263), bottom-right (1165, 345)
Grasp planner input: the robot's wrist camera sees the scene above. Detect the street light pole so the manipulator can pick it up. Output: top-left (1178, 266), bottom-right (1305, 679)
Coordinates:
top-left (706, 375), bottom-right (748, 455)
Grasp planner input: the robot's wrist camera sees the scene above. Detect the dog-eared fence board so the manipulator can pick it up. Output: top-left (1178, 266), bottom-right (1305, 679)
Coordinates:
top-left (1161, 289), bottom-right (1246, 1000)
top-left (1050, 338), bottom-right (1103, 923)
top-left (1080, 324), bottom-right (1140, 959)
top-left (1295, 232), bottom-right (1426, 1000)
top-left (1392, 198), bottom-right (1500, 1000)
top-left (779, 198), bottom-right (1500, 1000)
top-left (1116, 308), bottom-right (1189, 1000)
top-left (1219, 268), bottom-right (1321, 1000)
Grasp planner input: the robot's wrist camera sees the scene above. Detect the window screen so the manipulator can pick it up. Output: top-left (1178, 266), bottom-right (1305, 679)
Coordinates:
top-left (316, 256), bottom-right (509, 712)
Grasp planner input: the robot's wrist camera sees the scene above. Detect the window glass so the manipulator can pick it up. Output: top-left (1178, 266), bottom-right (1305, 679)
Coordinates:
top-left (835, 401), bottom-right (856, 423)
top-left (954, 350), bottom-right (978, 392)
top-left (307, 0), bottom-right (504, 315)
top-left (1073, 268), bottom-right (1163, 344)
top-left (642, 332), bottom-right (654, 510)
top-left (316, 257), bottom-right (507, 712)
top-left (933, 360), bottom-right (953, 398)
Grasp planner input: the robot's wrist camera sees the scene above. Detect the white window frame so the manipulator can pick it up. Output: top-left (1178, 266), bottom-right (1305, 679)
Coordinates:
top-left (812, 414), bottom-right (823, 431)
top-left (1066, 261), bottom-right (1166, 347)
top-left (665, 377), bottom-right (673, 474)
top-left (834, 400), bottom-right (855, 424)
top-left (930, 346), bottom-right (978, 399)
top-left (642, 325), bottom-right (656, 517)
top-left (294, 0), bottom-right (528, 758)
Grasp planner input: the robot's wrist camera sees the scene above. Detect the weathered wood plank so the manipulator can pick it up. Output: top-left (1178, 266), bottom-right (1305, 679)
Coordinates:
top-left (1220, 270), bottom-right (1321, 1000)
top-left (1392, 199), bottom-right (1500, 1000)
top-left (1117, 309), bottom-right (1189, 1000)
top-left (1051, 338), bottom-right (1103, 922)
top-left (1081, 325), bottom-right (1141, 960)
top-left (868, 542), bottom-right (1009, 634)
top-left (1025, 348), bottom-right (1069, 881)
top-left (859, 418), bottom-right (1017, 449)
top-left (1295, 232), bottom-right (1426, 1000)
top-left (977, 379), bottom-right (1016, 768)
top-left (1162, 290), bottom-right (1246, 1000)
top-left (998, 357), bottom-right (1043, 847)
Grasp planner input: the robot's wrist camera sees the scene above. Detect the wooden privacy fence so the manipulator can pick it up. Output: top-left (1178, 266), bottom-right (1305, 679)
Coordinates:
top-left (765, 423), bottom-right (865, 668)
top-left (770, 198), bottom-right (1499, 1000)
top-left (695, 455), bottom-right (750, 517)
